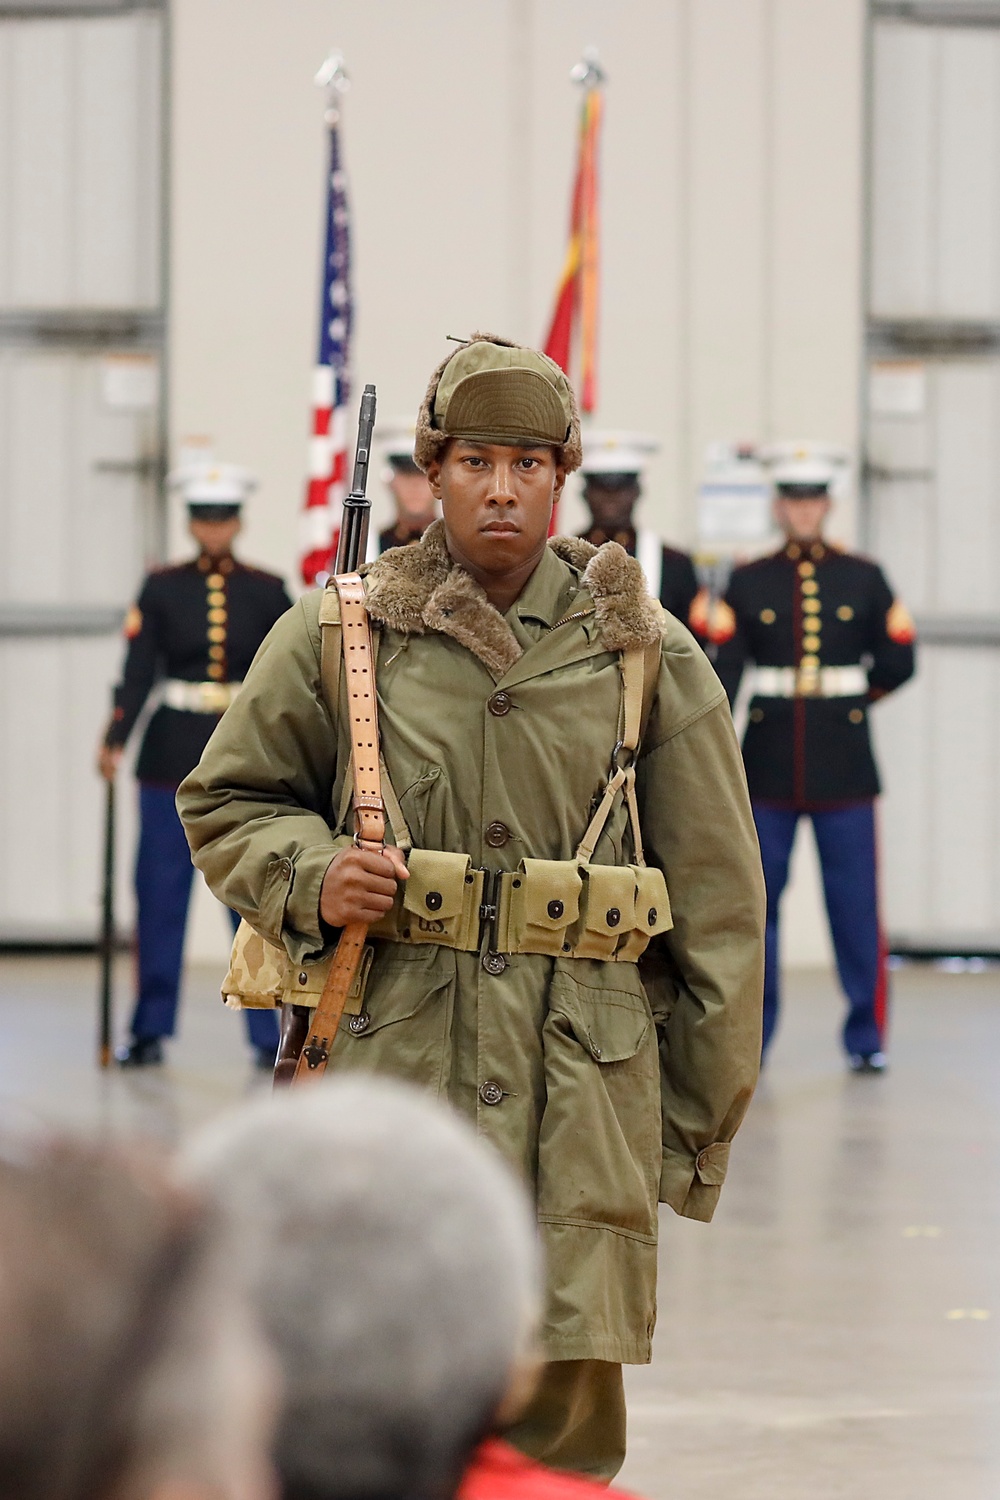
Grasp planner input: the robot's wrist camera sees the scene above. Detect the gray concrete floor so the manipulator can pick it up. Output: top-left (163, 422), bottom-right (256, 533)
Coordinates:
top-left (0, 956), bottom-right (998, 1498)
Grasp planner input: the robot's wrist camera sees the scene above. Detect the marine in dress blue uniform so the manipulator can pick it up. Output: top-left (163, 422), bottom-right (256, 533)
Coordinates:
top-left (578, 431), bottom-right (699, 622)
top-left (100, 463), bottom-right (292, 1067)
top-left (376, 421), bottom-right (438, 554)
top-left (705, 443), bottom-right (916, 1072)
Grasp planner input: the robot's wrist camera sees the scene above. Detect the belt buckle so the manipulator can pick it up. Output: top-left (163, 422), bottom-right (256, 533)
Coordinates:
top-left (796, 665), bottom-right (821, 698)
top-left (200, 681), bottom-right (230, 714)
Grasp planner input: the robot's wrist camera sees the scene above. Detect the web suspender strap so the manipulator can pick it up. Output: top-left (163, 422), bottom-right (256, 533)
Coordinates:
top-left (292, 574), bottom-right (385, 1085)
top-left (574, 646), bottom-right (648, 866)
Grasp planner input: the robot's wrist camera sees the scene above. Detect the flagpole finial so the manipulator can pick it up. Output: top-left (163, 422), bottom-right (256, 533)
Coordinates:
top-left (570, 46), bottom-right (606, 90)
top-left (316, 50), bottom-right (350, 124)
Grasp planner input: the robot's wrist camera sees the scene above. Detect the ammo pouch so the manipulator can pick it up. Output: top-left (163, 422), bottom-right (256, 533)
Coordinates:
top-left (497, 858), bottom-right (672, 961)
top-left (366, 853), bottom-right (672, 963)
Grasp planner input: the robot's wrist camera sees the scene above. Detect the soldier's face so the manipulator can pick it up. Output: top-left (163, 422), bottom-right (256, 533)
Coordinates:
top-left (189, 516), bottom-right (242, 559)
top-left (429, 440), bottom-right (565, 578)
top-left (583, 478), bottom-right (640, 533)
top-left (390, 469), bottom-right (436, 522)
top-left (774, 494), bottom-right (831, 543)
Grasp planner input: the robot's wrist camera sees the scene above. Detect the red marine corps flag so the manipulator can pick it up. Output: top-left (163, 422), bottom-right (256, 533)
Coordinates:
top-left (300, 53), bottom-right (353, 587)
top-left (542, 49), bottom-right (605, 531)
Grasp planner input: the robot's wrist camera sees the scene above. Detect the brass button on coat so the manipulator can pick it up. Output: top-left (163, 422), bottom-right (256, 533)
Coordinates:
top-left (349, 1012), bottom-right (371, 1035)
top-left (488, 691), bottom-right (512, 716)
top-left (479, 1079), bottom-right (504, 1106)
top-left (482, 952), bottom-right (508, 975)
top-left (485, 820), bottom-right (511, 848)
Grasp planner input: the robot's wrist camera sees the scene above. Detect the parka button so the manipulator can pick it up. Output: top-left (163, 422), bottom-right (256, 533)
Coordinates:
top-left (348, 1012), bottom-right (371, 1035)
top-left (488, 691), bottom-right (512, 716)
top-left (425, 890), bottom-right (443, 912)
top-left (606, 908), bottom-right (621, 928)
top-left (279, 858), bottom-right (293, 879)
top-left (485, 820), bottom-right (511, 848)
top-left (483, 952), bottom-right (508, 976)
top-left (479, 1080), bottom-right (504, 1106)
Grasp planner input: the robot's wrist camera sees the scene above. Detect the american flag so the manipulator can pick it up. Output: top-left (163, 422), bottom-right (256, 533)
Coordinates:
top-left (300, 116), bottom-right (352, 586)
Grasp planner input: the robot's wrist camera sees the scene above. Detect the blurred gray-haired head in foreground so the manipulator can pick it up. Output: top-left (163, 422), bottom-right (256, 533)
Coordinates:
top-left (0, 1135), bottom-right (276, 1500)
top-left (185, 1077), bottom-right (542, 1500)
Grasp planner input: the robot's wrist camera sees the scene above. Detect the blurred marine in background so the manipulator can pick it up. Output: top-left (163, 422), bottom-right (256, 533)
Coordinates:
top-left (579, 431), bottom-right (699, 622)
top-left (378, 420), bottom-right (438, 553)
top-left (702, 443), bottom-right (916, 1073)
top-left (98, 463), bottom-right (291, 1069)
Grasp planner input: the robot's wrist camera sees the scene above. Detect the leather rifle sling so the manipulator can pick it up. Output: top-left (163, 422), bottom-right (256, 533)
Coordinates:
top-left (292, 574), bottom-right (385, 1083)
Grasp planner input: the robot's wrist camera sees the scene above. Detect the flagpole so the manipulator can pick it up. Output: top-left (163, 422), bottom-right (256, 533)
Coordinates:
top-left (542, 47), bottom-right (606, 533)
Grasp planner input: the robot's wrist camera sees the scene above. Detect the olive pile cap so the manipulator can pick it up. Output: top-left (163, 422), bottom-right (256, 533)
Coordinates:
top-left (414, 332), bottom-right (582, 472)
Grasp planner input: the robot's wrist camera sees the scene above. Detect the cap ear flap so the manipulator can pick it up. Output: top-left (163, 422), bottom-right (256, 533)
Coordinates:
top-left (413, 346), bottom-right (456, 472)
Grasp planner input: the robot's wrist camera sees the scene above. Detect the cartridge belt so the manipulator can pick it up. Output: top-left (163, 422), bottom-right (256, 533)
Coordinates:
top-left (368, 848), bottom-right (673, 969)
top-left (162, 678), bottom-right (243, 714)
top-left (750, 664), bottom-right (868, 700)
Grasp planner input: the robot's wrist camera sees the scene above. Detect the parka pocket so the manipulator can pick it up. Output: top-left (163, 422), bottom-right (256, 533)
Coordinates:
top-left (537, 961), bottom-right (660, 1240)
top-left (330, 943), bottom-right (457, 1098)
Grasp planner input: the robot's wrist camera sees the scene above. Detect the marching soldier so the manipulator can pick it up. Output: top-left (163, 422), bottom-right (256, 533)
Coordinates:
top-left (378, 421), bottom-right (438, 553)
top-left (98, 463), bottom-right (292, 1068)
top-left (705, 443), bottom-right (916, 1073)
top-left (178, 335), bottom-right (764, 1481)
top-left (579, 431), bottom-right (699, 620)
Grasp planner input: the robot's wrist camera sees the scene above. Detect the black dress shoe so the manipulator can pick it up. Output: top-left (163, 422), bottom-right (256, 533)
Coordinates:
top-left (253, 1046), bottom-right (278, 1072)
top-left (115, 1037), bottom-right (165, 1068)
top-left (849, 1051), bottom-right (887, 1075)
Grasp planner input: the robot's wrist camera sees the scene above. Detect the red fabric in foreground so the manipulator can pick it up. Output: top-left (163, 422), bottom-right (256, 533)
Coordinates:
top-left (459, 1439), bottom-right (641, 1500)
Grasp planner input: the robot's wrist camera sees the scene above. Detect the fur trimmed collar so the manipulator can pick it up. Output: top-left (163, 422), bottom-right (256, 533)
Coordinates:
top-left (363, 519), bottom-right (661, 677)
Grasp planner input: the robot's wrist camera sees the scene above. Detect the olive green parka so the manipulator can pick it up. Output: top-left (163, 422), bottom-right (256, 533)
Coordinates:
top-left (178, 523), bottom-right (764, 1365)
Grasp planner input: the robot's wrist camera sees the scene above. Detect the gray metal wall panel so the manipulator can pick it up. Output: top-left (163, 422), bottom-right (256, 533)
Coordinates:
top-left (0, 635), bottom-right (136, 939)
top-left (0, 13), bottom-right (161, 309)
top-left (871, 25), bottom-right (937, 315)
top-left (0, 348), bottom-right (154, 606)
top-left (871, 22), bottom-right (1000, 319)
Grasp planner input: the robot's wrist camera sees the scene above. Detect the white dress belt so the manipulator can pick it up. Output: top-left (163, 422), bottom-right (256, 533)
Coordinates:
top-left (162, 678), bottom-right (243, 713)
top-left (750, 665), bottom-right (868, 699)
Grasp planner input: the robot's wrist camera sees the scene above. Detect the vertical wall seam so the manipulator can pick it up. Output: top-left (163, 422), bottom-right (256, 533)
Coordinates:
top-left (761, 0), bottom-right (775, 443)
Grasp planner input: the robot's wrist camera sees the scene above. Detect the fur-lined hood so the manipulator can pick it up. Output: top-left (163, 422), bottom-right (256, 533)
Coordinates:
top-left (363, 520), bottom-right (661, 679)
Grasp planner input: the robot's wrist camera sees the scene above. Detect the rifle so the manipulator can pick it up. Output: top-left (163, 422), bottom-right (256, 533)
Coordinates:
top-left (97, 778), bottom-right (116, 1068)
top-left (274, 385), bottom-right (378, 1086)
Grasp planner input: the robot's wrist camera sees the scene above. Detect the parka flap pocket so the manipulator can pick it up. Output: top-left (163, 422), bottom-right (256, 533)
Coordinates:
top-left (568, 1001), bottom-right (651, 1063)
top-left (402, 848), bottom-right (479, 948)
top-left (552, 968), bottom-right (651, 1063)
top-left (575, 865), bottom-right (638, 960)
top-left (507, 859), bottom-right (582, 957)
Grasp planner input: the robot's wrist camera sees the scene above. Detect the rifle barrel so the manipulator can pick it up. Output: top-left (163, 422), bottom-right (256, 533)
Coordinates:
top-left (335, 384), bottom-right (377, 574)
